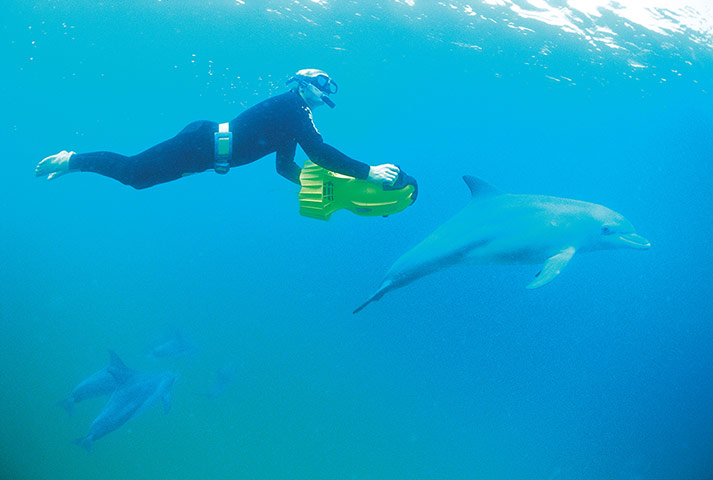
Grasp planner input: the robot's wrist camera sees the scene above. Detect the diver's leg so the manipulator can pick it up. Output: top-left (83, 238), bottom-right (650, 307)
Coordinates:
top-left (36, 120), bottom-right (218, 189)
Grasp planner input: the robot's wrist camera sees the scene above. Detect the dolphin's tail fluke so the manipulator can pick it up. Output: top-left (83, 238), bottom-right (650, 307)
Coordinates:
top-left (353, 280), bottom-right (393, 314)
top-left (73, 435), bottom-right (94, 453)
top-left (57, 397), bottom-right (75, 416)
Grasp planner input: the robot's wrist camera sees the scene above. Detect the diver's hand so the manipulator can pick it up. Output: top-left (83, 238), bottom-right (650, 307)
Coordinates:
top-left (368, 164), bottom-right (399, 184)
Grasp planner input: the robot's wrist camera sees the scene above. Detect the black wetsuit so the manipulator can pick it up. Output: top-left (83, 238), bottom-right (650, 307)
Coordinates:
top-left (69, 91), bottom-right (370, 189)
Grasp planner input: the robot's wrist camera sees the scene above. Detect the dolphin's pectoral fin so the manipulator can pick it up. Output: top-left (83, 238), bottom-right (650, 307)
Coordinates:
top-left (527, 247), bottom-right (576, 289)
top-left (162, 392), bottom-right (172, 413)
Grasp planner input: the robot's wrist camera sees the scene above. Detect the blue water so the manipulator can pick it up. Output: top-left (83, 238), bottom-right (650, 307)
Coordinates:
top-left (2, 1), bottom-right (713, 478)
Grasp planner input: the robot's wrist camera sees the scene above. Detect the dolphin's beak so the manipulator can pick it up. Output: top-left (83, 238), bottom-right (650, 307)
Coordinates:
top-left (618, 233), bottom-right (651, 249)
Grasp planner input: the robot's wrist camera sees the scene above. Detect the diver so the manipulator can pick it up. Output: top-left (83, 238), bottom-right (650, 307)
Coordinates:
top-left (35, 68), bottom-right (404, 190)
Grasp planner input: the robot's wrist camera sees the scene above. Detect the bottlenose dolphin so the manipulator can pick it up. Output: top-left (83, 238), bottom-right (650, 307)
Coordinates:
top-left (58, 350), bottom-right (133, 415)
top-left (143, 329), bottom-right (196, 360)
top-left (74, 368), bottom-right (177, 452)
top-left (200, 361), bottom-right (238, 398)
top-left (354, 176), bottom-right (650, 313)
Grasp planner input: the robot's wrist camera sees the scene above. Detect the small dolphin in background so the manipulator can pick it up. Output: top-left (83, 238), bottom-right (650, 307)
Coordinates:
top-left (200, 361), bottom-right (238, 398)
top-left (143, 329), bottom-right (196, 360)
top-left (354, 176), bottom-right (650, 313)
top-left (73, 367), bottom-right (178, 452)
top-left (58, 351), bottom-right (133, 415)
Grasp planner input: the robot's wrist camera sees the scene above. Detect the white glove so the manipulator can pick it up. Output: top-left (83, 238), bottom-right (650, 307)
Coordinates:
top-left (367, 163), bottom-right (400, 184)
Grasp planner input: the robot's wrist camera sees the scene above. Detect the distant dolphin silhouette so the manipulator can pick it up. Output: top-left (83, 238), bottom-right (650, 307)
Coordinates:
top-left (199, 361), bottom-right (238, 398)
top-left (57, 350), bottom-right (133, 415)
top-left (354, 176), bottom-right (650, 313)
top-left (143, 329), bottom-right (196, 360)
top-left (74, 367), bottom-right (177, 452)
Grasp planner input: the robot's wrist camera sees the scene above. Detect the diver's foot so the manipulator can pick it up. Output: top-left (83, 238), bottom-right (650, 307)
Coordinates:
top-left (35, 150), bottom-right (76, 180)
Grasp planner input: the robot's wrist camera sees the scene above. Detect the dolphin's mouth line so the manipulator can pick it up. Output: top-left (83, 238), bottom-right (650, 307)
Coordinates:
top-left (618, 233), bottom-right (651, 249)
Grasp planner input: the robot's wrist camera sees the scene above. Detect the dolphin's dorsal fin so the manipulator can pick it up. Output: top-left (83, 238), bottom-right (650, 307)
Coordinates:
top-left (107, 350), bottom-right (134, 384)
top-left (463, 176), bottom-right (501, 199)
top-left (108, 350), bottom-right (129, 370)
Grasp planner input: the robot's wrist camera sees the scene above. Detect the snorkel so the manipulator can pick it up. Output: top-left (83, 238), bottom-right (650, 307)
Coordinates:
top-left (287, 68), bottom-right (338, 109)
top-left (320, 94), bottom-right (336, 109)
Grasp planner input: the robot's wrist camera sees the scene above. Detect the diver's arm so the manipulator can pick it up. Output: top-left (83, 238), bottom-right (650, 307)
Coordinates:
top-left (276, 141), bottom-right (302, 185)
top-left (303, 141), bottom-right (371, 180)
top-left (294, 104), bottom-right (371, 180)
top-left (305, 140), bottom-right (399, 183)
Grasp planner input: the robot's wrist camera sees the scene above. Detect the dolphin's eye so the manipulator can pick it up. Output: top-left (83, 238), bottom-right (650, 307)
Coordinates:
top-left (601, 226), bottom-right (614, 235)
